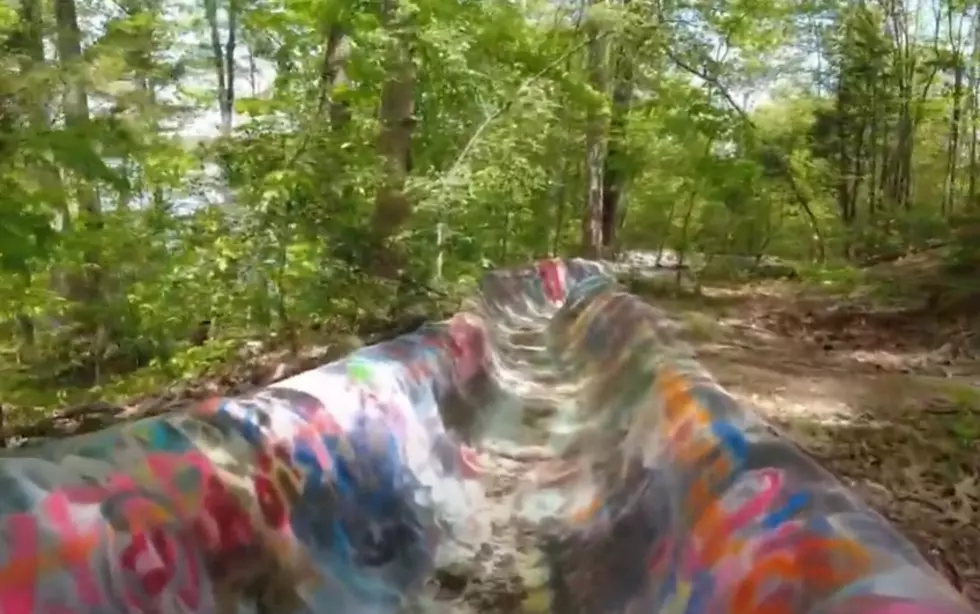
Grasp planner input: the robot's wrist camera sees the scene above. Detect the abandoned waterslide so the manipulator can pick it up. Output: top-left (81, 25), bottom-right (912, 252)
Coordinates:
top-left (0, 259), bottom-right (975, 614)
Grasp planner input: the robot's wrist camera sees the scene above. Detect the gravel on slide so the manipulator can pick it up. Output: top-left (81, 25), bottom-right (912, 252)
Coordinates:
top-left (422, 449), bottom-right (544, 613)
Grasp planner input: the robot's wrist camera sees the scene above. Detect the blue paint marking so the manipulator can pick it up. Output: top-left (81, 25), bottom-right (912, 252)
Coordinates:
top-left (684, 569), bottom-right (715, 614)
top-left (565, 276), bottom-right (608, 309)
top-left (527, 275), bottom-right (545, 304)
top-left (0, 471), bottom-right (39, 513)
top-left (213, 398), bottom-right (265, 445)
top-left (238, 403), bottom-right (265, 445)
top-left (136, 420), bottom-right (194, 452)
top-left (709, 420), bottom-right (749, 469)
top-left (762, 491), bottom-right (811, 530)
top-left (407, 343), bottom-right (446, 406)
top-left (652, 563), bottom-right (680, 614)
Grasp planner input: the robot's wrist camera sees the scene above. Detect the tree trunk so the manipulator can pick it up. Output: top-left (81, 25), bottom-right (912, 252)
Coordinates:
top-left (54, 0), bottom-right (101, 288)
top-left (868, 79), bottom-right (881, 219)
top-left (835, 65), bottom-right (854, 227)
top-left (371, 0), bottom-right (416, 277)
top-left (55, 0), bottom-right (109, 378)
top-left (320, 24), bottom-right (351, 129)
top-left (205, 0), bottom-right (237, 135)
top-left (12, 0), bottom-right (61, 353)
top-left (944, 60), bottom-right (965, 216)
top-left (581, 5), bottom-right (608, 259)
top-left (943, 9), bottom-right (967, 216)
top-left (969, 12), bottom-right (980, 208)
top-left (600, 0), bottom-right (634, 251)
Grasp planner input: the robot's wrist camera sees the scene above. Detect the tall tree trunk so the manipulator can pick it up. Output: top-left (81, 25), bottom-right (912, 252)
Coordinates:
top-left (371, 0), bottom-right (416, 277)
top-left (119, 0), bottom-right (166, 212)
top-left (944, 59), bottom-right (966, 216)
top-left (968, 11), bottom-right (980, 208)
top-left (601, 10), bottom-right (634, 253)
top-left (883, 0), bottom-right (934, 211)
top-left (205, 0), bottom-right (237, 135)
top-left (868, 79), bottom-right (881, 219)
top-left (225, 0), bottom-right (237, 131)
top-left (943, 9), bottom-right (967, 216)
top-left (581, 4), bottom-right (608, 259)
top-left (835, 65), bottom-right (854, 228)
top-left (13, 0), bottom-right (63, 353)
top-left (55, 0), bottom-right (109, 379)
top-left (320, 24), bottom-right (351, 129)
top-left (54, 0), bottom-right (101, 285)
top-left (850, 117), bottom-right (867, 224)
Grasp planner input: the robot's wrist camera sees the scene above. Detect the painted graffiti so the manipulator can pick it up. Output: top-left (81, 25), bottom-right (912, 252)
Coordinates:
top-left (0, 303), bottom-right (491, 614)
top-left (0, 258), bottom-right (973, 614)
top-left (530, 261), bottom-right (974, 614)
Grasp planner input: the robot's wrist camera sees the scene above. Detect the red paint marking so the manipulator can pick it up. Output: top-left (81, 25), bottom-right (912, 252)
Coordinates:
top-left (458, 445), bottom-right (483, 478)
top-left (536, 259), bottom-right (565, 303)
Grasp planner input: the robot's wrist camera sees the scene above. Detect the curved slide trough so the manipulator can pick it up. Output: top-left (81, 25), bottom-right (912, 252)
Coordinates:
top-left (0, 260), bottom-right (974, 614)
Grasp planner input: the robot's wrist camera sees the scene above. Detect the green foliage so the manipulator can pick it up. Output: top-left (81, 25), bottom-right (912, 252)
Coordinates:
top-left (797, 263), bottom-right (866, 295)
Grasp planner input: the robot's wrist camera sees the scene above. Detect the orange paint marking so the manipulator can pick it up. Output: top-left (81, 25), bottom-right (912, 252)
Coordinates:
top-left (0, 530), bottom-right (101, 590)
top-left (571, 496), bottom-right (602, 525)
top-left (731, 537), bottom-right (872, 613)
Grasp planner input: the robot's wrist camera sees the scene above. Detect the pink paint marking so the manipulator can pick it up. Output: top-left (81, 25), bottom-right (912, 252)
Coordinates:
top-left (457, 445), bottom-right (483, 478)
top-left (713, 469), bottom-right (784, 540)
top-left (39, 602), bottom-right (77, 614)
top-left (827, 596), bottom-right (972, 614)
top-left (143, 452), bottom-right (216, 505)
top-left (536, 259), bottom-right (566, 304)
top-left (674, 470), bottom-right (785, 578)
top-left (0, 514), bottom-right (40, 614)
top-left (754, 518), bottom-right (808, 557)
top-left (170, 531), bottom-right (203, 610)
top-left (61, 471), bottom-right (139, 506)
top-left (118, 526), bottom-right (204, 613)
top-left (420, 334), bottom-right (450, 352)
top-left (646, 536), bottom-right (674, 573)
top-left (136, 451), bottom-right (228, 527)
top-left (144, 452), bottom-right (213, 481)
top-left (192, 397), bottom-right (223, 417)
top-left (448, 316), bottom-right (487, 382)
top-left (43, 493), bottom-right (102, 606)
top-left (302, 408), bottom-right (341, 438)
top-left (711, 553), bottom-right (744, 595)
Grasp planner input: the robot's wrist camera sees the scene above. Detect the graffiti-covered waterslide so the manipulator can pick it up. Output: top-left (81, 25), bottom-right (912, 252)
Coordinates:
top-left (0, 260), bottom-right (974, 614)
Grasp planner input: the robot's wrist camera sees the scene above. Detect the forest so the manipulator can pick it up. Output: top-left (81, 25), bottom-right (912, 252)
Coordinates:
top-left (1, 0), bottom-right (980, 606)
